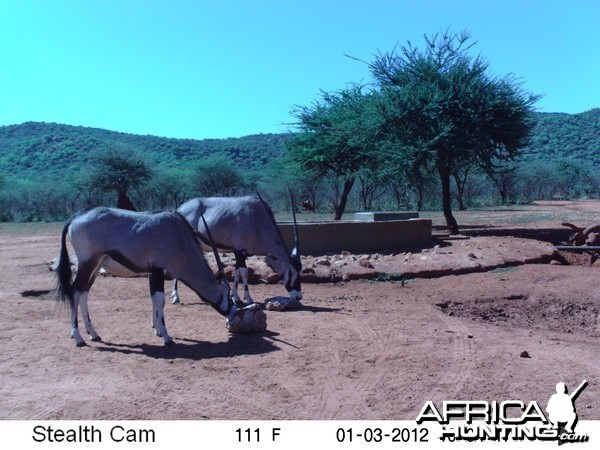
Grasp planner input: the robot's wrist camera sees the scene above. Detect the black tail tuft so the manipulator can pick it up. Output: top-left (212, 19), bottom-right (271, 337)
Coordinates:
top-left (55, 217), bottom-right (75, 307)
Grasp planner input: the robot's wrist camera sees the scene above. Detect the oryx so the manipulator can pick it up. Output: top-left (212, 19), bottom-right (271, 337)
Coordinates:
top-left (56, 207), bottom-right (263, 347)
top-left (172, 193), bottom-right (302, 306)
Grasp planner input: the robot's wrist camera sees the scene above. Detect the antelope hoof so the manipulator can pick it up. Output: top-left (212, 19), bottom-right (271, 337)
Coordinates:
top-left (164, 339), bottom-right (175, 346)
top-left (75, 341), bottom-right (87, 348)
top-left (90, 335), bottom-right (102, 342)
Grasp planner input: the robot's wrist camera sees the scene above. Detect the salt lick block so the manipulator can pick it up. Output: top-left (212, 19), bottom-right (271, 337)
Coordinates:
top-left (226, 303), bottom-right (267, 333)
top-left (265, 296), bottom-right (302, 311)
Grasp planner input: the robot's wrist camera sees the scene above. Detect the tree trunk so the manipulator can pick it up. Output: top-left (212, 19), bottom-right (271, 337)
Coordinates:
top-left (453, 168), bottom-right (469, 211)
top-left (499, 185), bottom-right (508, 205)
top-left (410, 168), bottom-right (426, 212)
top-left (457, 193), bottom-right (466, 211)
top-left (117, 191), bottom-right (137, 211)
top-left (416, 182), bottom-right (424, 212)
top-left (438, 163), bottom-right (459, 235)
top-left (333, 178), bottom-right (355, 220)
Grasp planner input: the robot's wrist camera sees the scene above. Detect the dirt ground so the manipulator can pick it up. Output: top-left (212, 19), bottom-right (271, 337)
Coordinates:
top-left (0, 201), bottom-right (598, 420)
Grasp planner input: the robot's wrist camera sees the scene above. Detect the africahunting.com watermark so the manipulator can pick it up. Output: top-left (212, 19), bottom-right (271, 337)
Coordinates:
top-left (416, 380), bottom-right (589, 444)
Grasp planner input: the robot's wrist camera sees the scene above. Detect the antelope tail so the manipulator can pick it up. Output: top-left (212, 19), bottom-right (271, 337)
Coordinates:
top-left (562, 222), bottom-right (583, 232)
top-left (56, 217), bottom-right (75, 307)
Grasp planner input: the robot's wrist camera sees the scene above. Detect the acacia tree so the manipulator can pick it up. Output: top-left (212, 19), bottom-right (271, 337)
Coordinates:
top-left (191, 154), bottom-right (244, 197)
top-left (85, 147), bottom-right (153, 210)
top-left (261, 155), bottom-right (324, 212)
top-left (379, 139), bottom-right (436, 211)
top-left (148, 168), bottom-right (192, 209)
top-left (288, 85), bottom-right (382, 220)
top-left (452, 164), bottom-right (472, 211)
top-left (371, 30), bottom-right (539, 233)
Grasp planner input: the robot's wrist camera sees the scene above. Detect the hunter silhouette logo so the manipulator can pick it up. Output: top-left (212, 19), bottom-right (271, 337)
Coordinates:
top-left (416, 379), bottom-right (590, 443)
top-left (546, 380), bottom-right (587, 442)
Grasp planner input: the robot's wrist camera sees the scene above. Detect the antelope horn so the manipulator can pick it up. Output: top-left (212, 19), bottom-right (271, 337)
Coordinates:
top-left (200, 214), bottom-right (225, 275)
top-left (288, 188), bottom-right (300, 254)
top-left (583, 224), bottom-right (600, 235)
top-left (255, 190), bottom-right (272, 225)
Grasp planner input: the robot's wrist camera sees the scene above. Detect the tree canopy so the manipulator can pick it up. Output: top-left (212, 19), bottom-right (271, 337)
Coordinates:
top-left (84, 147), bottom-right (153, 210)
top-left (1, 30), bottom-right (599, 223)
top-left (288, 85), bottom-right (382, 219)
top-left (190, 153), bottom-right (245, 197)
top-left (369, 30), bottom-right (540, 233)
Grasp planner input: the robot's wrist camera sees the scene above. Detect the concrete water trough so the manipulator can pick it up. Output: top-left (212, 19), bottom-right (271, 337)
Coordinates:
top-left (278, 212), bottom-right (432, 255)
top-left (353, 211), bottom-right (419, 221)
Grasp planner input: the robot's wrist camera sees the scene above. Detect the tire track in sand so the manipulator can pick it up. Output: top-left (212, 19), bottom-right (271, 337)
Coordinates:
top-left (428, 309), bottom-right (476, 402)
top-left (313, 303), bottom-right (476, 419)
top-left (315, 313), bottom-right (388, 419)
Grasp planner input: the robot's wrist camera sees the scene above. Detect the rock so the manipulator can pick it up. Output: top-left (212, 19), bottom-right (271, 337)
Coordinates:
top-left (246, 266), bottom-right (261, 283)
top-left (265, 297), bottom-right (302, 311)
top-left (359, 259), bottom-right (374, 269)
top-left (226, 304), bottom-right (267, 333)
top-left (520, 351), bottom-right (531, 358)
top-left (342, 270), bottom-right (381, 281)
top-left (299, 266), bottom-right (337, 283)
top-left (315, 258), bottom-right (331, 266)
top-left (264, 273), bottom-right (280, 284)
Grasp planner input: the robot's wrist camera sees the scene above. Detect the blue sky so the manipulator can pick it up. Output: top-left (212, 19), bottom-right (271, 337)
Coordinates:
top-left (0, 0), bottom-right (598, 139)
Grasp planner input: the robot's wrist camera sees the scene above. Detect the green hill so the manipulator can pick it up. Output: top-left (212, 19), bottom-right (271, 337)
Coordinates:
top-left (0, 121), bottom-right (289, 180)
top-left (1, 109), bottom-right (599, 182)
top-left (525, 108), bottom-right (600, 164)
top-left (1, 109), bottom-right (599, 221)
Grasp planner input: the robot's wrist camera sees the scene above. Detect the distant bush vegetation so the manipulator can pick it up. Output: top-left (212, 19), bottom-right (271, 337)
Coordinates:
top-left (0, 108), bottom-right (599, 222)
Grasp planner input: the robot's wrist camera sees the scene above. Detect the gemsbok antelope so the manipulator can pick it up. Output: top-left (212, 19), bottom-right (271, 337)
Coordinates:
top-left (171, 192), bottom-right (302, 306)
top-left (56, 207), bottom-right (265, 347)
